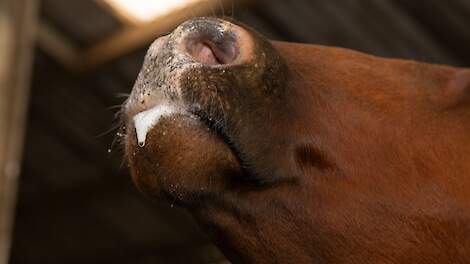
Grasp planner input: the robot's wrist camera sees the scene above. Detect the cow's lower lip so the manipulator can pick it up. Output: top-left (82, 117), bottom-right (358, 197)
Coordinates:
top-left (131, 103), bottom-right (234, 150)
top-left (130, 103), bottom-right (243, 168)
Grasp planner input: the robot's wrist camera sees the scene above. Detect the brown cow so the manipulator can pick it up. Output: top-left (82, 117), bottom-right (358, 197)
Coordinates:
top-left (122, 18), bottom-right (470, 263)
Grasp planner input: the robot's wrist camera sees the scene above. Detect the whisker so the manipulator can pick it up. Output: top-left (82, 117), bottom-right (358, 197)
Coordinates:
top-left (231, 0), bottom-right (235, 19)
top-left (158, 31), bottom-right (172, 37)
top-left (114, 109), bottom-right (124, 120)
top-left (208, 0), bottom-right (216, 17)
top-left (107, 105), bottom-right (124, 111)
top-left (120, 154), bottom-right (128, 169)
top-left (95, 123), bottom-right (121, 138)
top-left (110, 129), bottom-right (125, 152)
top-left (218, 0), bottom-right (225, 18)
top-left (188, 5), bottom-right (197, 19)
top-left (115, 93), bottom-right (130, 99)
top-left (215, 88), bottom-right (227, 128)
top-left (108, 133), bottom-right (119, 154)
top-left (117, 135), bottom-right (129, 169)
top-left (108, 125), bottom-right (128, 166)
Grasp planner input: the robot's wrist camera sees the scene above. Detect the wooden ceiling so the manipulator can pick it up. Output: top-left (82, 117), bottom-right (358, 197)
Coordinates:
top-left (9, 0), bottom-right (470, 263)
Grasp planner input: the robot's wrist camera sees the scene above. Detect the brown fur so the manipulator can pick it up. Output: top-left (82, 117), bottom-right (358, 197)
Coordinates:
top-left (124, 18), bottom-right (470, 263)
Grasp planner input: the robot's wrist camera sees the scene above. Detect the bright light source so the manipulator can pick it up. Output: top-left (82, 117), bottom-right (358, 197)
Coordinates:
top-left (102, 0), bottom-right (205, 23)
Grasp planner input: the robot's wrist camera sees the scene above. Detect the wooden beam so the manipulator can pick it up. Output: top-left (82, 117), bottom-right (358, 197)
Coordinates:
top-left (95, 0), bottom-right (145, 26)
top-left (36, 21), bottom-right (82, 71)
top-left (82, 0), bottom-right (235, 69)
top-left (0, 0), bottom-right (38, 263)
top-left (36, 0), bottom-right (255, 72)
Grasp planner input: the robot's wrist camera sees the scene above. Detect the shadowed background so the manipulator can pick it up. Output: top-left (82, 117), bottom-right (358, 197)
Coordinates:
top-left (7, 0), bottom-right (470, 263)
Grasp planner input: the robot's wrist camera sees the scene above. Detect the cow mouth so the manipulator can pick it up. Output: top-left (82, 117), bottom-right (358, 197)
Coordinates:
top-left (129, 98), bottom-right (245, 163)
top-left (192, 108), bottom-right (236, 151)
top-left (125, 99), bottom-right (258, 199)
top-left (131, 102), bottom-right (239, 159)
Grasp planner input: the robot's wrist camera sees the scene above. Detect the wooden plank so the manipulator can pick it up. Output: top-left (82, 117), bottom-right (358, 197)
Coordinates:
top-left (37, 0), bottom-right (256, 71)
top-left (36, 22), bottom-right (82, 71)
top-left (0, 0), bottom-right (38, 263)
top-left (82, 0), bottom-right (236, 69)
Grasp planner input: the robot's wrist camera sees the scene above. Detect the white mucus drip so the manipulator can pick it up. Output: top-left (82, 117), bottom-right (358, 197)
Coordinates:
top-left (133, 105), bottom-right (176, 147)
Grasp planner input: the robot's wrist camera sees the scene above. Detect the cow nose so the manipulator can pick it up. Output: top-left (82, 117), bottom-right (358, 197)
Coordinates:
top-left (185, 33), bottom-right (237, 65)
top-left (177, 18), bottom-right (251, 66)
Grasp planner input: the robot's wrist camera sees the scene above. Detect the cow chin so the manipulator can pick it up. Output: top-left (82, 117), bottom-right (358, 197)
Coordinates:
top-left (125, 111), bottom-right (249, 206)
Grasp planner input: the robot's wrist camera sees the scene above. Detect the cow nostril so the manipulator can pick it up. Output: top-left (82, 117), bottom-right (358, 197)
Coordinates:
top-left (185, 35), bottom-right (239, 66)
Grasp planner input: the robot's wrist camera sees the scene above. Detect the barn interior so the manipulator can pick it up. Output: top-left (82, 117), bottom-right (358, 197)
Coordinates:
top-left (1, 0), bottom-right (469, 263)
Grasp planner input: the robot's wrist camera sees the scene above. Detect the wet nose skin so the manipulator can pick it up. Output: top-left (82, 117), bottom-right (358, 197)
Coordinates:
top-left (123, 17), bottom-right (284, 118)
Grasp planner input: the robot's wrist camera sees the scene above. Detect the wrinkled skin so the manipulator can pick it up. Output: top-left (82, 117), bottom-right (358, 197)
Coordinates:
top-left (123, 18), bottom-right (470, 263)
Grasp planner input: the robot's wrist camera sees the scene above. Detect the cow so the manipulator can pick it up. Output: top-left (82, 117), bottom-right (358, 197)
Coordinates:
top-left (122, 17), bottom-right (470, 263)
